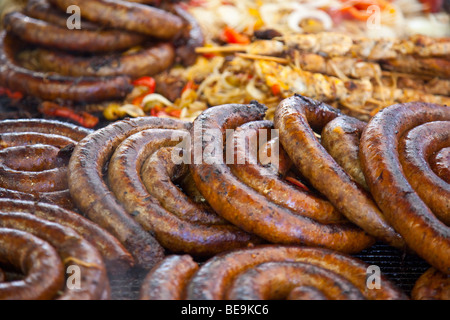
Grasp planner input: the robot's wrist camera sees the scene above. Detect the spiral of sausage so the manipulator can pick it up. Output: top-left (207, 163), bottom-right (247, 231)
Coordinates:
top-left (274, 95), bottom-right (405, 249)
top-left (398, 121), bottom-right (450, 226)
top-left (0, 212), bottom-right (109, 300)
top-left (359, 102), bottom-right (450, 274)
top-left (68, 117), bottom-right (191, 268)
top-left (181, 245), bottom-right (407, 300)
top-left (0, 228), bottom-right (64, 300)
top-left (106, 128), bottom-right (259, 256)
top-left (0, 199), bottom-right (134, 273)
top-left (189, 102), bottom-right (374, 254)
top-left (0, 118), bottom-right (92, 210)
top-left (140, 255), bottom-right (199, 300)
top-left (411, 268), bottom-right (450, 300)
top-left (0, 32), bottom-right (133, 103)
top-left (229, 120), bottom-right (345, 224)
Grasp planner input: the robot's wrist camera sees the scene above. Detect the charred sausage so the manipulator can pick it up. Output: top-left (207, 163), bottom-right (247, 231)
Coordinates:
top-left (274, 95), bottom-right (404, 249)
top-left (68, 117), bottom-right (191, 267)
top-left (0, 32), bottom-right (133, 103)
top-left (189, 102), bottom-right (374, 254)
top-left (140, 255), bottom-right (199, 300)
top-left (360, 102), bottom-right (450, 274)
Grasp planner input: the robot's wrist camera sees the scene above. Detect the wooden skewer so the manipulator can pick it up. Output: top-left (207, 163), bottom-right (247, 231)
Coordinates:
top-left (195, 45), bottom-right (248, 54)
top-left (235, 53), bottom-right (289, 64)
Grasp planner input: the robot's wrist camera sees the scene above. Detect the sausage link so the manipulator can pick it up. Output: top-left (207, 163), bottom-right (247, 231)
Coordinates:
top-left (189, 102), bottom-right (374, 254)
top-left (274, 95), bottom-right (405, 249)
top-left (171, 4), bottom-right (204, 66)
top-left (0, 188), bottom-right (75, 210)
top-left (0, 119), bottom-right (91, 209)
top-left (0, 32), bottom-right (133, 103)
top-left (0, 119), bottom-right (92, 141)
top-left (429, 147), bottom-right (450, 183)
top-left (140, 255), bottom-right (199, 300)
top-left (0, 212), bottom-right (109, 299)
top-left (34, 42), bottom-right (175, 78)
top-left (0, 145), bottom-right (68, 193)
top-left (0, 199), bottom-right (134, 273)
top-left (185, 245), bottom-right (407, 300)
top-left (24, 0), bottom-right (99, 30)
top-left (411, 268), bottom-right (450, 300)
top-left (229, 120), bottom-right (345, 224)
top-left (3, 12), bottom-right (146, 53)
top-left (360, 102), bottom-right (450, 274)
top-left (258, 136), bottom-right (292, 177)
top-left (287, 286), bottom-right (328, 300)
top-left (398, 121), bottom-right (450, 225)
top-left (0, 228), bottom-right (64, 300)
top-left (321, 115), bottom-right (369, 191)
top-left (227, 261), bottom-right (365, 300)
top-left (141, 147), bottom-right (227, 225)
top-left (68, 117), bottom-right (191, 267)
top-left (49, 0), bottom-right (184, 39)
top-left (107, 129), bottom-right (259, 256)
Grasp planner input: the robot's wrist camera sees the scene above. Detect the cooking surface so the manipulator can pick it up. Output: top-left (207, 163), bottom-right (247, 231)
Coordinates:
top-left (109, 243), bottom-right (430, 300)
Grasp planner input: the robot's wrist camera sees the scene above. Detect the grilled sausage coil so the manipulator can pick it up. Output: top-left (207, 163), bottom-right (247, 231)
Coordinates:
top-left (274, 95), bottom-right (405, 249)
top-left (0, 32), bottom-right (133, 103)
top-left (0, 199), bottom-right (134, 273)
top-left (0, 212), bottom-right (109, 300)
top-left (189, 102), bottom-right (374, 254)
top-left (0, 0), bottom-right (201, 103)
top-left (0, 228), bottom-right (64, 300)
top-left (141, 245), bottom-right (407, 300)
top-left (359, 102), bottom-right (450, 274)
top-left (0, 118), bottom-right (92, 209)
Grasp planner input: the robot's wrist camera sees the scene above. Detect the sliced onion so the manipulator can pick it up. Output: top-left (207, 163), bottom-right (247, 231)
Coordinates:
top-left (288, 8), bottom-right (333, 33)
top-left (246, 78), bottom-right (265, 100)
top-left (141, 93), bottom-right (174, 107)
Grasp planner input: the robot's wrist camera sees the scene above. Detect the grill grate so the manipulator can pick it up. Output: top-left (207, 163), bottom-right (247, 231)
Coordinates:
top-left (108, 243), bottom-right (430, 300)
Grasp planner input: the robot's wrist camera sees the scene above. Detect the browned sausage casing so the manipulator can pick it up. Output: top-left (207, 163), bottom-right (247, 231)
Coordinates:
top-left (189, 102), bottom-right (374, 254)
top-left (274, 95), bottom-right (404, 249)
top-left (0, 119), bottom-right (92, 210)
top-left (229, 120), bottom-right (345, 224)
top-left (34, 42), bottom-right (175, 78)
top-left (185, 245), bottom-right (407, 300)
top-left (398, 121), bottom-right (450, 226)
top-left (25, 0), bottom-right (99, 30)
top-left (107, 129), bottom-right (259, 256)
top-left (0, 199), bottom-right (134, 273)
top-left (3, 12), bottom-right (146, 53)
top-left (49, 0), bottom-right (184, 39)
top-left (321, 115), bottom-right (369, 191)
top-left (140, 255), bottom-right (199, 300)
top-left (411, 268), bottom-right (450, 300)
top-left (360, 102), bottom-right (450, 274)
top-left (429, 147), bottom-right (450, 183)
top-left (68, 117), bottom-right (191, 267)
top-left (0, 228), bottom-right (64, 300)
top-left (0, 32), bottom-right (133, 103)
top-left (0, 212), bottom-right (109, 300)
